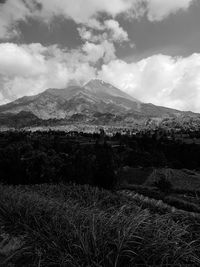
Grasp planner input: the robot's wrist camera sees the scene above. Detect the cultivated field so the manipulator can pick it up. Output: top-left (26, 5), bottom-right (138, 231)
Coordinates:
top-left (0, 183), bottom-right (200, 266)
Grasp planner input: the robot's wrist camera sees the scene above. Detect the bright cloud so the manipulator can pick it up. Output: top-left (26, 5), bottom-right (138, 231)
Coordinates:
top-left (78, 19), bottom-right (129, 44)
top-left (104, 19), bottom-right (129, 43)
top-left (0, 42), bottom-right (97, 101)
top-left (147, 0), bottom-right (195, 21)
top-left (0, 43), bottom-right (47, 76)
top-left (82, 41), bottom-right (116, 63)
top-left (1, 41), bottom-right (200, 112)
top-left (98, 54), bottom-right (200, 112)
top-left (0, 0), bottom-right (199, 112)
top-left (36, 0), bottom-right (133, 23)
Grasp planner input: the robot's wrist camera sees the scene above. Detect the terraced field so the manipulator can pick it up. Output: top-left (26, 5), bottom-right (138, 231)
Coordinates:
top-left (119, 189), bottom-right (200, 220)
top-left (119, 167), bottom-right (200, 191)
top-left (0, 183), bottom-right (200, 266)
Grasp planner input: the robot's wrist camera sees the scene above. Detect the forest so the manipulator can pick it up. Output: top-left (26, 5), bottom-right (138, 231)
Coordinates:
top-left (0, 130), bottom-right (200, 188)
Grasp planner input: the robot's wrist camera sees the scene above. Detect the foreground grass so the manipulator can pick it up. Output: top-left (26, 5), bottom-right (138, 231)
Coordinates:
top-left (120, 183), bottom-right (200, 215)
top-left (0, 184), bottom-right (200, 266)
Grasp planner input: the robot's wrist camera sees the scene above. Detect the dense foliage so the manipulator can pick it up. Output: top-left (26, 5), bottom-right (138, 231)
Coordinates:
top-left (0, 130), bottom-right (200, 187)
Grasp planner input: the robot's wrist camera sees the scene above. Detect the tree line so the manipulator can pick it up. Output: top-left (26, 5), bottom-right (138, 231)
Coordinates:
top-left (0, 130), bottom-right (200, 188)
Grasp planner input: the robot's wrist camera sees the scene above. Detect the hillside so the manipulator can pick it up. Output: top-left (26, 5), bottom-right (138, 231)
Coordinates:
top-left (119, 167), bottom-right (200, 191)
top-left (0, 183), bottom-right (200, 266)
top-left (0, 79), bottom-right (198, 128)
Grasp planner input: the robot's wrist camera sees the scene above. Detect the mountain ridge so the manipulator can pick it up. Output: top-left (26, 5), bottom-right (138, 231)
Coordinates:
top-left (0, 79), bottom-right (199, 128)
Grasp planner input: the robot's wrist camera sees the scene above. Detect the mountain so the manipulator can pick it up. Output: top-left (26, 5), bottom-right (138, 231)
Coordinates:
top-left (0, 79), bottom-right (141, 119)
top-left (0, 79), bottom-right (199, 128)
top-left (0, 111), bottom-right (42, 128)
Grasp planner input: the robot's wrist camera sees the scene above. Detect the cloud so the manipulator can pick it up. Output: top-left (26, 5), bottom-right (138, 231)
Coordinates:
top-left (82, 41), bottom-right (116, 63)
top-left (0, 0), bottom-right (29, 39)
top-left (0, 0), bottom-right (198, 112)
top-left (0, 42), bottom-right (97, 101)
top-left (98, 53), bottom-right (200, 112)
top-left (0, 0), bottom-right (196, 39)
top-left (78, 19), bottom-right (128, 45)
top-left (146, 0), bottom-right (195, 21)
top-left (104, 19), bottom-right (129, 42)
top-left (1, 41), bottom-right (200, 112)
top-left (35, 0), bottom-right (133, 23)
top-left (0, 43), bottom-right (47, 76)
top-left (0, 0), bottom-right (132, 39)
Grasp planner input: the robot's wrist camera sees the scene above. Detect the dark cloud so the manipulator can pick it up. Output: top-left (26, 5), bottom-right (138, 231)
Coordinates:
top-left (17, 17), bottom-right (79, 48)
top-left (0, 0), bottom-right (7, 4)
top-left (119, 0), bottom-right (200, 60)
top-left (32, 0), bottom-right (43, 11)
top-left (21, 0), bottom-right (43, 12)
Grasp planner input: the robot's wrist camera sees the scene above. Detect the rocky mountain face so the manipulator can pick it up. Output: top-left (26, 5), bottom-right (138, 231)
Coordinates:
top-left (0, 79), bottom-right (198, 128)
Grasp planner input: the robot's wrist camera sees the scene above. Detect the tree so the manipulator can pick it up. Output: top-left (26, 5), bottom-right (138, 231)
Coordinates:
top-left (154, 172), bottom-right (172, 194)
top-left (94, 143), bottom-right (116, 189)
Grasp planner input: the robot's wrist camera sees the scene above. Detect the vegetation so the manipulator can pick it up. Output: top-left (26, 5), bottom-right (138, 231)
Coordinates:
top-left (1, 130), bottom-right (200, 266)
top-left (0, 130), bottom-right (200, 188)
top-left (0, 183), bottom-right (200, 266)
top-left (153, 172), bottom-right (173, 193)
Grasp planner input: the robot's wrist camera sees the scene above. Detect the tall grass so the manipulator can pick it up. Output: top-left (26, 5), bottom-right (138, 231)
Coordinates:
top-left (0, 184), bottom-right (199, 266)
top-left (120, 183), bottom-right (200, 216)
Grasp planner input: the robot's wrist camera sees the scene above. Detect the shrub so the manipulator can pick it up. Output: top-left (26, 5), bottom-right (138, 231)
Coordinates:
top-left (154, 173), bottom-right (172, 194)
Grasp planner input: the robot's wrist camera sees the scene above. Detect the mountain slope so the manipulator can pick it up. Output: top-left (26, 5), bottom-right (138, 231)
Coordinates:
top-left (0, 80), bottom-right (142, 119)
top-left (0, 79), bottom-right (198, 127)
top-left (0, 111), bottom-right (42, 128)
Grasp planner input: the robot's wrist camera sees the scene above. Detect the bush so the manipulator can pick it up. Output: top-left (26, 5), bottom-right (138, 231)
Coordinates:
top-left (154, 173), bottom-right (172, 194)
top-left (93, 143), bottom-right (117, 189)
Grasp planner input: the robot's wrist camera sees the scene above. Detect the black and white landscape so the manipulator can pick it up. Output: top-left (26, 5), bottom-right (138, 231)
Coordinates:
top-left (1, 1), bottom-right (200, 266)
top-left (0, 79), bottom-right (199, 131)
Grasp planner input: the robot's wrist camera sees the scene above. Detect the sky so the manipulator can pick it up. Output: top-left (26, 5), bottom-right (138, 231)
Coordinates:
top-left (0, 0), bottom-right (200, 112)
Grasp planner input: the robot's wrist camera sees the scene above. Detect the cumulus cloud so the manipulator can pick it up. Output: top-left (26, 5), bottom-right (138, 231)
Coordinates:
top-left (82, 41), bottom-right (116, 63)
top-left (0, 0), bottom-right (29, 39)
top-left (146, 0), bottom-right (195, 21)
top-left (35, 0), bottom-right (133, 24)
top-left (0, 43), bottom-right (47, 76)
top-left (0, 0), bottom-right (132, 39)
top-left (78, 19), bottom-right (128, 45)
top-left (77, 27), bottom-right (108, 44)
top-left (1, 41), bottom-right (200, 112)
top-left (104, 19), bottom-right (129, 42)
top-left (0, 42), bottom-right (98, 101)
top-left (98, 54), bottom-right (200, 112)
top-left (0, 1), bottom-right (198, 112)
top-left (0, 0), bottom-right (196, 39)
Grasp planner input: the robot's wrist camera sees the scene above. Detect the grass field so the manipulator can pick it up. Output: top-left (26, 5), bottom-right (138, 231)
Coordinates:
top-left (0, 183), bottom-right (200, 266)
top-left (118, 167), bottom-right (200, 191)
top-left (119, 167), bottom-right (200, 208)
